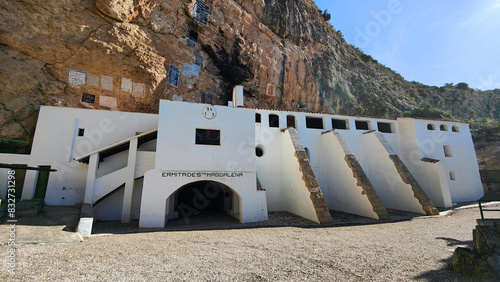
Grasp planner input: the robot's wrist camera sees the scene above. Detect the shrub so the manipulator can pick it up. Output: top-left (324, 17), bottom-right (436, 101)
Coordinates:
top-left (410, 103), bottom-right (453, 119)
top-left (469, 118), bottom-right (500, 138)
top-left (359, 53), bottom-right (373, 63)
top-left (335, 29), bottom-right (343, 39)
top-left (455, 82), bottom-right (469, 90)
top-left (272, 25), bottom-right (280, 35)
top-left (326, 23), bottom-right (334, 33)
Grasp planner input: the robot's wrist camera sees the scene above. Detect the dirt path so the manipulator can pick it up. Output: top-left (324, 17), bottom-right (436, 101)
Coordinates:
top-left (0, 205), bottom-right (492, 281)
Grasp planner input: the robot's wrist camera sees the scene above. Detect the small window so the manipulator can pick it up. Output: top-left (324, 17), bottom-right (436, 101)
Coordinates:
top-left (201, 91), bottom-right (213, 104)
top-left (449, 171), bottom-right (456, 180)
top-left (189, 30), bottom-right (199, 41)
top-left (256, 146), bottom-right (264, 157)
top-left (255, 113), bottom-right (261, 123)
top-left (269, 114), bottom-right (279, 128)
top-left (427, 124), bottom-right (436, 130)
top-left (377, 122), bottom-right (393, 133)
top-left (452, 125), bottom-right (459, 132)
top-left (78, 128), bottom-right (85, 137)
top-left (355, 120), bottom-right (370, 130)
top-left (267, 84), bottom-right (275, 96)
top-left (287, 115), bottom-right (296, 128)
top-left (440, 124), bottom-right (448, 131)
top-left (332, 118), bottom-right (349, 130)
top-left (443, 145), bottom-right (453, 157)
top-left (306, 116), bottom-right (324, 129)
top-left (195, 129), bottom-right (220, 145)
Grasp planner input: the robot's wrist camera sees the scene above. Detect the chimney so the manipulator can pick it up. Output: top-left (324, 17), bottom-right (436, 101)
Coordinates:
top-left (232, 85), bottom-right (244, 107)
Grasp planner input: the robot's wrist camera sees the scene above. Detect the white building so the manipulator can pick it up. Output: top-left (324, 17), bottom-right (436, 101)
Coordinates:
top-left (0, 98), bottom-right (484, 236)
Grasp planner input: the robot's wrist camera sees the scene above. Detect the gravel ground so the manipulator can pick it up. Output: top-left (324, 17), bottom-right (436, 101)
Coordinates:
top-left (1, 204), bottom-right (496, 281)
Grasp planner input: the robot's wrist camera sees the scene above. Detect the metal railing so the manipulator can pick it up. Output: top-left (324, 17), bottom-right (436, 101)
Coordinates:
top-left (478, 197), bottom-right (500, 220)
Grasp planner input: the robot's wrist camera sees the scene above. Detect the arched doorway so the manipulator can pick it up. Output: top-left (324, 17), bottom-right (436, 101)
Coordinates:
top-left (165, 181), bottom-right (242, 226)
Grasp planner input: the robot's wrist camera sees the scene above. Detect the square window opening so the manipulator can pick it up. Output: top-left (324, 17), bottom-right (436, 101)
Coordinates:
top-left (255, 113), bottom-right (261, 123)
top-left (78, 128), bottom-right (85, 137)
top-left (269, 114), bottom-right (279, 128)
top-left (287, 115), bottom-right (296, 128)
top-left (332, 118), bottom-right (349, 130)
top-left (377, 122), bottom-right (393, 133)
top-left (306, 116), bottom-right (324, 129)
top-left (189, 30), bottom-right (198, 41)
top-left (443, 145), bottom-right (453, 157)
top-left (195, 129), bottom-right (220, 145)
top-left (355, 120), bottom-right (370, 130)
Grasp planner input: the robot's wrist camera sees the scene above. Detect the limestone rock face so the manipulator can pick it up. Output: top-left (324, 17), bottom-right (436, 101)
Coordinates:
top-left (96, 0), bottom-right (157, 23)
top-left (96, 0), bottom-right (136, 22)
top-left (474, 130), bottom-right (500, 170)
top-left (0, 0), bottom-right (498, 158)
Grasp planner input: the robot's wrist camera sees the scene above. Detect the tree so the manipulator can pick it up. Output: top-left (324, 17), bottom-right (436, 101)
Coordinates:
top-left (322, 9), bottom-right (331, 21)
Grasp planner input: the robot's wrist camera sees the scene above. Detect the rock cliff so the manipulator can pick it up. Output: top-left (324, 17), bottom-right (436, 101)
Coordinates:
top-left (0, 0), bottom-right (498, 167)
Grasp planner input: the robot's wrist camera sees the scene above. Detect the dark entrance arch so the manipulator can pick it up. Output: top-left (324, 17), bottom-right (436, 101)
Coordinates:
top-left (166, 181), bottom-right (241, 226)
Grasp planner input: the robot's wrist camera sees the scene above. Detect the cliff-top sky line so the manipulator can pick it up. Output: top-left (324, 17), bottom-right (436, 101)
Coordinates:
top-left (316, 0), bottom-right (500, 90)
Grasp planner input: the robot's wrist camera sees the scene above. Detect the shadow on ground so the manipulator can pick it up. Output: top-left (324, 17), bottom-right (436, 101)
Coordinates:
top-left (0, 204), bottom-right (458, 240)
top-left (436, 237), bottom-right (473, 248)
top-left (413, 255), bottom-right (473, 282)
top-left (91, 208), bottom-right (423, 235)
top-left (413, 237), bottom-right (488, 281)
top-left (0, 206), bottom-right (81, 244)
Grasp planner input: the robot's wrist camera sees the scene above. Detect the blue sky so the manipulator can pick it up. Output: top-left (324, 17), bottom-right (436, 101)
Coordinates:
top-left (314, 0), bottom-right (500, 90)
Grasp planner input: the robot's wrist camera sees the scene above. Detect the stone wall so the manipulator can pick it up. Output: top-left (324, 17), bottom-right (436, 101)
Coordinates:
top-left (450, 219), bottom-right (500, 279)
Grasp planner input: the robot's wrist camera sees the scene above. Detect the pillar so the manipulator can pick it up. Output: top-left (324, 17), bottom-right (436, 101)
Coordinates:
top-left (122, 138), bottom-right (138, 223)
top-left (83, 153), bottom-right (99, 204)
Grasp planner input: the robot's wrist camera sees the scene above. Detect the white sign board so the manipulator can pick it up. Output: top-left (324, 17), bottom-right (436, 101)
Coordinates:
top-left (133, 82), bottom-right (145, 98)
top-left (121, 78), bottom-right (132, 92)
top-left (99, 96), bottom-right (117, 108)
top-left (67, 69), bottom-right (86, 86)
top-left (101, 75), bottom-right (113, 90)
top-left (86, 73), bottom-right (99, 87)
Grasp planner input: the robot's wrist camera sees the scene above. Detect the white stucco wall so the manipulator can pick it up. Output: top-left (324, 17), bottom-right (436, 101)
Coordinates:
top-left (396, 118), bottom-right (452, 208)
top-left (361, 132), bottom-right (426, 214)
top-left (155, 101), bottom-right (256, 172)
top-left (0, 106), bottom-right (158, 207)
top-left (139, 101), bottom-right (267, 227)
top-left (255, 109), bottom-right (402, 213)
top-left (255, 109), bottom-right (480, 211)
top-left (319, 132), bottom-right (379, 219)
top-left (0, 101), bottom-right (485, 225)
top-left (93, 178), bottom-right (144, 221)
top-left (255, 115), bottom-right (283, 211)
top-left (140, 171), bottom-right (267, 227)
top-left (412, 120), bottom-right (483, 202)
top-left (280, 130), bottom-right (321, 223)
top-left (417, 161), bottom-right (452, 208)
